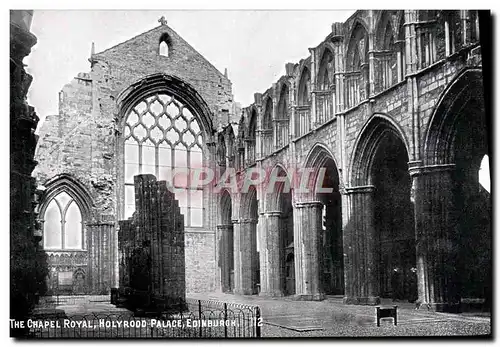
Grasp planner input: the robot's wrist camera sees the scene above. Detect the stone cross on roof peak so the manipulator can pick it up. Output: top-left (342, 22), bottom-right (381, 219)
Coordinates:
top-left (158, 16), bottom-right (167, 26)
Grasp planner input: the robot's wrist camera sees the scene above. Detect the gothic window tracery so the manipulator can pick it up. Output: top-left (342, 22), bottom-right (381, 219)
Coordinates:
top-left (124, 93), bottom-right (204, 227)
top-left (43, 191), bottom-right (84, 250)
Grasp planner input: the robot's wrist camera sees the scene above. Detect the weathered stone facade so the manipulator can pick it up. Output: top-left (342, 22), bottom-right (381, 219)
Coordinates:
top-left (10, 10), bottom-right (49, 335)
top-left (216, 10), bottom-right (490, 311)
top-left (118, 174), bottom-right (186, 308)
top-left (34, 10), bottom-right (491, 312)
top-left (35, 21), bottom-right (234, 294)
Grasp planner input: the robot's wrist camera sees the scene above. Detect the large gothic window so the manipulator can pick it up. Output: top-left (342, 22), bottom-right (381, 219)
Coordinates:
top-left (43, 192), bottom-right (84, 250)
top-left (124, 93), bottom-right (204, 227)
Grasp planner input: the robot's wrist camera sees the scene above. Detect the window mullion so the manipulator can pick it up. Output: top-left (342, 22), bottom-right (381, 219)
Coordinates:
top-left (139, 142), bottom-right (143, 174)
top-left (61, 208), bottom-right (66, 251)
top-left (187, 149), bottom-right (191, 227)
top-left (155, 144), bottom-right (159, 178)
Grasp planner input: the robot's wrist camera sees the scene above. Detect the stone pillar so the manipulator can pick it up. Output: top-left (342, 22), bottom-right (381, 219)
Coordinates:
top-left (411, 164), bottom-right (459, 312)
top-left (309, 48), bottom-right (318, 127)
top-left (460, 10), bottom-right (471, 46)
top-left (293, 202), bottom-right (325, 300)
top-left (259, 211), bottom-right (283, 296)
top-left (88, 222), bottom-right (114, 294)
top-left (217, 224), bottom-right (234, 293)
top-left (405, 10), bottom-right (418, 74)
top-left (343, 186), bottom-right (379, 305)
top-left (271, 86), bottom-right (278, 150)
top-left (233, 218), bottom-right (258, 295)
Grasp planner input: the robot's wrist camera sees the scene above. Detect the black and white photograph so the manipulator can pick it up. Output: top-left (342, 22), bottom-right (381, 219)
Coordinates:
top-left (9, 7), bottom-right (492, 339)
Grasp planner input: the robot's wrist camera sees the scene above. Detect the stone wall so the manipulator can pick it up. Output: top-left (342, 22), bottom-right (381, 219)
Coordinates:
top-left (10, 10), bottom-right (49, 336)
top-left (218, 10), bottom-right (489, 308)
top-left (118, 174), bottom-right (186, 304)
top-left (35, 21), bottom-right (233, 294)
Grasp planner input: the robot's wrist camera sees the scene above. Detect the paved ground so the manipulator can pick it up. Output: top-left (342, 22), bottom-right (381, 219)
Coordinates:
top-left (31, 293), bottom-right (491, 338)
top-left (187, 292), bottom-right (491, 337)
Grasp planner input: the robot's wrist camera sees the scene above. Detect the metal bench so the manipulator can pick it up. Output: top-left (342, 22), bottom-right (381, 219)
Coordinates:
top-left (376, 305), bottom-right (397, 326)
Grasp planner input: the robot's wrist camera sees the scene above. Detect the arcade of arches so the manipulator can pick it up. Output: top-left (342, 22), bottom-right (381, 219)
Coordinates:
top-left (33, 10), bottom-right (490, 312)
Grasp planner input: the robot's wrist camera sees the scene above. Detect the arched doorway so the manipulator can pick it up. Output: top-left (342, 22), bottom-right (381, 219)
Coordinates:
top-left (261, 165), bottom-right (294, 296)
top-left (279, 186), bottom-right (294, 296)
top-left (236, 185), bottom-right (259, 295)
top-left (423, 69), bottom-right (490, 308)
top-left (372, 133), bottom-right (416, 302)
top-left (453, 99), bottom-right (490, 301)
top-left (249, 186), bottom-right (260, 294)
top-left (218, 190), bottom-right (234, 293)
top-left (347, 115), bottom-right (415, 304)
top-left (317, 158), bottom-right (344, 296)
top-left (305, 145), bottom-right (344, 296)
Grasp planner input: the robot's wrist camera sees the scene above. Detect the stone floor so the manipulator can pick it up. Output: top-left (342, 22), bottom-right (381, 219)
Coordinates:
top-left (31, 293), bottom-right (491, 338)
top-left (188, 292), bottom-right (492, 337)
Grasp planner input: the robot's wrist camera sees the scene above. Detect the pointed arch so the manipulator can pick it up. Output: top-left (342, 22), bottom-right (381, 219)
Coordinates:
top-left (120, 82), bottom-right (206, 225)
top-left (261, 96), bottom-right (274, 156)
top-left (39, 174), bottom-right (93, 251)
top-left (277, 83), bottom-right (290, 120)
top-left (219, 189), bottom-right (233, 225)
top-left (424, 68), bottom-right (485, 166)
top-left (301, 143), bottom-right (342, 201)
top-left (276, 83), bottom-right (290, 148)
top-left (345, 20), bottom-right (370, 108)
top-left (116, 73), bottom-right (214, 143)
top-left (316, 47), bottom-right (336, 124)
top-left (346, 20), bottom-right (370, 72)
top-left (217, 132), bottom-right (226, 166)
top-left (248, 107), bottom-right (258, 139)
top-left (317, 47), bottom-right (335, 91)
top-left (239, 184), bottom-right (258, 220)
top-left (374, 11), bottom-right (398, 50)
top-left (349, 114), bottom-right (410, 186)
top-left (245, 107), bottom-right (258, 164)
top-left (262, 97), bottom-right (273, 130)
top-left (297, 66), bottom-right (311, 106)
top-left (225, 125), bottom-right (236, 168)
top-left (304, 142), bottom-right (339, 170)
top-left (39, 174), bottom-right (93, 220)
top-left (158, 33), bottom-right (171, 57)
top-left (265, 164), bottom-right (291, 212)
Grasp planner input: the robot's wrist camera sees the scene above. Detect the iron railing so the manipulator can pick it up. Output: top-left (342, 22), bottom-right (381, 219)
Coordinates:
top-left (27, 298), bottom-right (261, 339)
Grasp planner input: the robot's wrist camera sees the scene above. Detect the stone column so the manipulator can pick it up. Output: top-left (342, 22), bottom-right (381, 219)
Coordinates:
top-left (217, 224), bottom-right (234, 293)
top-left (271, 87), bottom-right (278, 150)
top-left (411, 164), bottom-right (459, 312)
top-left (293, 201), bottom-right (325, 300)
top-left (88, 222), bottom-right (114, 294)
top-left (233, 218), bottom-right (258, 295)
top-left (309, 48), bottom-right (318, 127)
top-left (259, 211), bottom-right (283, 296)
top-left (405, 10), bottom-right (418, 74)
top-left (343, 186), bottom-right (379, 305)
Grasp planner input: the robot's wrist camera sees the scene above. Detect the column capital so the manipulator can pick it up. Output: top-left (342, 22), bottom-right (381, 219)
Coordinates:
top-left (216, 224), bottom-right (233, 229)
top-left (408, 163), bottom-right (456, 177)
top-left (238, 218), bottom-right (258, 224)
top-left (344, 185), bottom-right (375, 194)
top-left (294, 201), bottom-right (323, 209)
top-left (263, 211), bottom-right (282, 217)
